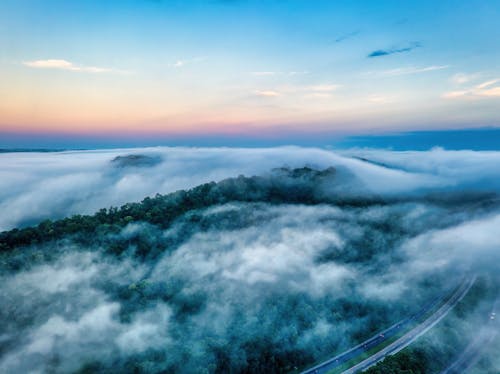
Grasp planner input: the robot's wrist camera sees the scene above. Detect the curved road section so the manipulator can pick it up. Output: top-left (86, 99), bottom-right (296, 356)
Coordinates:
top-left (342, 276), bottom-right (476, 373)
top-left (440, 296), bottom-right (498, 374)
top-left (301, 276), bottom-right (476, 374)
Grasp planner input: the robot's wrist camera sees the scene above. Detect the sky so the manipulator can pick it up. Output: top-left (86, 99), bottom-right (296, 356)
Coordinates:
top-left (1, 0), bottom-right (500, 147)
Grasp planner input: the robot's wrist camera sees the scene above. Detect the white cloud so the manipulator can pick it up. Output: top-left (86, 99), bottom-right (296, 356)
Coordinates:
top-left (6, 147), bottom-right (500, 232)
top-left (307, 84), bottom-right (340, 92)
top-left (254, 83), bottom-right (339, 99)
top-left (2, 147), bottom-right (500, 372)
top-left (255, 90), bottom-right (281, 97)
top-left (367, 65), bottom-right (449, 77)
top-left (169, 56), bottom-right (206, 68)
top-left (251, 71), bottom-right (278, 76)
top-left (341, 148), bottom-right (500, 181)
top-left (0, 249), bottom-right (155, 373)
top-left (481, 86), bottom-right (500, 97)
top-left (301, 84), bottom-right (340, 99)
top-left (451, 72), bottom-right (480, 85)
top-left (443, 78), bottom-right (500, 99)
top-left (0, 201), bottom-right (430, 372)
top-left (22, 59), bottom-right (114, 73)
top-left (8, 252), bottom-right (99, 294)
top-left (116, 304), bottom-right (172, 353)
top-left (250, 71), bottom-right (309, 76)
top-left (367, 95), bottom-right (393, 104)
top-left (304, 92), bottom-right (333, 99)
top-left (401, 211), bottom-right (500, 276)
top-left (442, 90), bottom-right (469, 99)
top-left (476, 79), bottom-right (499, 89)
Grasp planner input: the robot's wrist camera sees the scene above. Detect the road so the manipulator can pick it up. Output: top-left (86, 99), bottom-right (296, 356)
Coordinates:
top-left (300, 276), bottom-right (475, 374)
top-left (342, 276), bottom-right (476, 374)
top-left (440, 296), bottom-right (499, 374)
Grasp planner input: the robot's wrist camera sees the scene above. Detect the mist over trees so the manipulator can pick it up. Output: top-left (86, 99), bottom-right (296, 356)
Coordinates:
top-left (5, 146), bottom-right (500, 232)
top-left (1, 164), bottom-right (499, 373)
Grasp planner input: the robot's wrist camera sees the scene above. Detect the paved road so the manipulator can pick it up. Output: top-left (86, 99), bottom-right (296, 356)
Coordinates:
top-left (342, 276), bottom-right (476, 374)
top-left (440, 296), bottom-right (498, 374)
top-left (301, 277), bottom-right (473, 374)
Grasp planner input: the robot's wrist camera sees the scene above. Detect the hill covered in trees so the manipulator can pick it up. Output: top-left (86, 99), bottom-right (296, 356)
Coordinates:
top-left (0, 166), bottom-right (368, 254)
top-left (0, 167), bottom-right (498, 373)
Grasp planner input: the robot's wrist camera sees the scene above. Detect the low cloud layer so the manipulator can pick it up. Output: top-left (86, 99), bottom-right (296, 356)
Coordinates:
top-left (0, 147), bottom-right (499, 372)
top-left (5, 146), bottom-right (500, 231)
top-left (2, 199), bottom-right (490, 373)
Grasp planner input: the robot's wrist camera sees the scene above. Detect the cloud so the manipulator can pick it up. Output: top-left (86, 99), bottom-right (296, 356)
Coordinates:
top-left (302, 85), bottom-right (339, 99)
top-left (1, 147), bottom-right (500, 372)
top-left (288, 70), bottom-right (310, 76)
top-left (254, 84), bottom-right (339, 99)
top-left (367, 95), bottom-right (393, 104)
top-left (255, 90), bottom-right (281, 97)
top-left (6, 147), bottom-right (500, 232)
top-left (304, 93), bottom-right (333, 99)
top-left (251, 71), bottom-right (278, 76)
top-left (169, 56), bottom-right (207, 68)
top-left (22, 59), bottom-right (115, 73)
top-left (334, 30), bottom-right (360, 43)
top-left (340, 147), bottom-right (500, 186)
top-left (371, 65), bottom-right (449, 77)
top-left (367, 42), bottom-right (422, 58)
top-left (400, 210), bottom-right (500, 278)
top-left (250, 71), bottom-right (309, 76)
top-left (451, 72), bottom-right (480, 85)
top-left (442, 90), bottom-right (469, 99)
top-left (1, 197), bottom-right (480, 373)
top-left (0, 249), bottom-right (171, 373)
top-left (307, 84), bottom-right (340, 92)
top-left (479, 86), bottom-right (500, 97)
top-left (443, 78), bottom-right (500, 99)
top-left (476, 79), bottom-right (499, 89)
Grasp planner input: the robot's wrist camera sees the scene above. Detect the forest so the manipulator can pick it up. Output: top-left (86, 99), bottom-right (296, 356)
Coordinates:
top-left (0, 167), bottom-right (498, 373)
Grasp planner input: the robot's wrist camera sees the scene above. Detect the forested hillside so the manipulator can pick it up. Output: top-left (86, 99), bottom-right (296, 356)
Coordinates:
top-left (0, 168), bottom-right (497, 373)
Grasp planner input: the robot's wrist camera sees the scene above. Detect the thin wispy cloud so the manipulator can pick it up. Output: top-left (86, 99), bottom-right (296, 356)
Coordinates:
top-left (307, 84), bottom-right (340, 92)
top-left (255, 90), bottom-right (281, 97)
top-left (169, 56), bottom-right (206, 68)
top-left (250, 71), bottom-right (309, 76)
top-left (251, 71), bottom-right (278, 76)
top-left (334, 30), bottom-right (360, 43)
top-left (304, 93), bottom-right (333, 99)
top-left (367, 95), bottom-right (393, 104)
top-left (474, 79), bottom-right (500, 97)
top-left (367, 42), bottom-right (421, 58)
top-left (254, 83), bottom-right (339, 99)
top-left (451, 72), bottom-right (481, 85)
top-left (443, 78), bottom-right (500, 99)
top-left (476, 79), bottom-right (500, 90)
top-left (374, 65), bottom-right (449, 77)
top-left (22, 59), bottom-right (114, 73)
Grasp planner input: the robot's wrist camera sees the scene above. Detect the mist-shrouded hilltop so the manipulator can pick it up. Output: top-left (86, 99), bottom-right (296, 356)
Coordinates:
top-left (0, 148), bottom-right (499, 373)
top-left (3, 0), bottom-right (500, 371)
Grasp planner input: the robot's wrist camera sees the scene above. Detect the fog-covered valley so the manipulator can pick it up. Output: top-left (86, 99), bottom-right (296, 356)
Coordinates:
top-left (0, 147), bottom-right (499, 373)
top-left (5, 146), bottom-right (500, 231)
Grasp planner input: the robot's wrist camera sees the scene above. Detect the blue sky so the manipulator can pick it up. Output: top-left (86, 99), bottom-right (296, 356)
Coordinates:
top-left (1, 0), bottom-right (499, 147)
